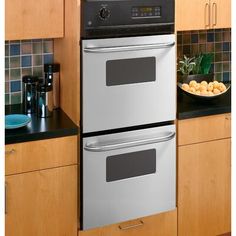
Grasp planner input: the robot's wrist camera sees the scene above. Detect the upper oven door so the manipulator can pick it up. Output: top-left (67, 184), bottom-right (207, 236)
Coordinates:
top-left (82, 35), bottom-right (176, 133)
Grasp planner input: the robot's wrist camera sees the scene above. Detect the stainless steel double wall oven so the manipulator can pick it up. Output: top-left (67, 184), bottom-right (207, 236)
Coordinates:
top-left (81, 0), bottom-right (176, 230)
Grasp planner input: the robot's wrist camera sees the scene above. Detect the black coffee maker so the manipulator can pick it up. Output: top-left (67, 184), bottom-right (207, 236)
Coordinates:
top-left (22, 75), bottom-right (39, 114)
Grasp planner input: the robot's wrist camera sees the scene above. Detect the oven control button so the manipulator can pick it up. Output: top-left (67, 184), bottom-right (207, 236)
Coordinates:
top-left (99, 7), bottom-right (110, 20)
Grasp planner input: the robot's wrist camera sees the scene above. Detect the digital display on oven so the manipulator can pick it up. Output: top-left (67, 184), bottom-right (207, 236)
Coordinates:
top-left (132, 6), bottom-right (161, 18)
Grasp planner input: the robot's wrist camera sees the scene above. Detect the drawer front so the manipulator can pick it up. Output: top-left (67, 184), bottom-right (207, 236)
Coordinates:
top-left (178, 114), bottom-right (231, 146)
top-left (5, 136), bottom-right (77, 175)
top-left (79, 210), bottom-right (177, 236)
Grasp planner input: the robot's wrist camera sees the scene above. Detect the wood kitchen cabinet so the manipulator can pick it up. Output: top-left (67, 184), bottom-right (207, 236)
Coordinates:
top-left (5, 165), bottom-right (78, 236)
top-left (175, 0), bottom-right (231, 31)
top-left (5, 0), bottom-right (64, 40)
top-left (177, 114), bottom-right (231, 236)
top-left (5, 135), bottom-right (78, 236)
top-left (79, 210), bottom-right (177, 236)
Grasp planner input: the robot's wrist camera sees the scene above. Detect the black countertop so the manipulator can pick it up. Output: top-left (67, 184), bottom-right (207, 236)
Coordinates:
top-left (5, 104), bottom-right (79, 145)
top-left (177, 87), bottom-right (231, 120)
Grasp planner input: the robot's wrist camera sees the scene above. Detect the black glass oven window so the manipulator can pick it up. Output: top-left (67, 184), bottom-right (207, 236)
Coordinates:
top-left (106, 57), bottom-right (156, 86)
top-left (106, 149), bottom-right (156, 182)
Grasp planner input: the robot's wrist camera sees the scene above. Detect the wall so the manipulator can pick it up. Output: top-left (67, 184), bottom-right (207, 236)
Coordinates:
top-left (177, 28), bottom-right (231, 82)
top-left (5, 39), bottom-right (54, 105)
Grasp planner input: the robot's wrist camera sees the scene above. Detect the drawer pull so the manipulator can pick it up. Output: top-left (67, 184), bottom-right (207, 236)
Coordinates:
top-left (5, 149), bottom-right (16, 155)
top-left (119, 220), bottom-right (144, 230)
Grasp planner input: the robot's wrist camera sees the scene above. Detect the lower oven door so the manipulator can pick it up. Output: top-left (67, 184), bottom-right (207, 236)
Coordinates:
top-left (82, 34), bottom-right (176, 133)
top-left (82, 124), bottom-right (176, 230)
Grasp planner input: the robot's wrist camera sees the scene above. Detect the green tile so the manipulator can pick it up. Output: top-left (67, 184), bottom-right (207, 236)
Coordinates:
top-left (33, 66), bottom-right (43, 77)
top-left (11, 92), bottom-right (22, 104)
top-left (10, 68), bottom-right (21, 81)
top-left (215, 43), bottom-right (222, 52)
top-left (5, 94), bottom-right (10, 105)
top-left (43, 40), bottom-right (53, 53)
top-left (5, 81), bottom-right (9, 93)
top-left (5, 44), bottom-right (9, 56)
top-left (33, 42), bottom-right (43, 54)
top-left (5, 69), bottom-right (9, 81)
top-left (33, 55), bottom-right (43, 66)
top-left (5, 57), bottom-right (9, 69)
top-left (10, 56), bottom-right (20, 68)
top-left (215, 63), bottom-right (222, 73)
top-left (215, 73), bottom-right (223, 81)
top-left (21, 68), bottom-right (32, 77)
top-left (215, 32), bottom-right (222, 42)
top-left (199, 33), bottom-right (207, 43)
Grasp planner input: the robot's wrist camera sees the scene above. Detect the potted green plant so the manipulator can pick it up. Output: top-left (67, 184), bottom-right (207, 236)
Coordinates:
top-left (178, 53), bottom-right (214, 83)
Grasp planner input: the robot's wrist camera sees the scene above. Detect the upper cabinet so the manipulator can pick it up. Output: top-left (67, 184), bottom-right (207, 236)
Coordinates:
top-left (5, 0), bottom-right (64, 40)
top-left (176, 0), bottom-right (231, 31)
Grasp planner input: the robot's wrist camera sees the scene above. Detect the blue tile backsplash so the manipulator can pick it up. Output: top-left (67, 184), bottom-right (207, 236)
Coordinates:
top-left (5, 39), bottom-right (54, 105)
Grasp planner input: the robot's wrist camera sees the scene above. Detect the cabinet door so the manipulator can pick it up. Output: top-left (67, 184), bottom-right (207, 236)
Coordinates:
top-left (5, 0), bottom-right (64, 40)
top-left (5, 165), bottom-right (77, 236)
top-left (79, 210), bottom-right (177, 236)
top-left (176, 0), bottom-right (210, 31)
top-left (178, 139), bottom-right (231, 236)
top-left (211, 0), bottom-right (231, 29)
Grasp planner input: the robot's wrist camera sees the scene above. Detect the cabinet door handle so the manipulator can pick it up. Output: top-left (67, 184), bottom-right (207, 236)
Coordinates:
top-left (119, 220), bottom-right (144, 230)
top-left (205, 2), bottom-right (210, 28)
top-left (5, 182), bottom-right (8, 214)
top-left (5, 149), bottom-right (16, 155)
top-left (212, 2), bottom-right (217, 27)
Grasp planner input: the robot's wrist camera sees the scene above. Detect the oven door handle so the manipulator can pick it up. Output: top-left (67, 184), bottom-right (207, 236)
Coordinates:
top-left (83, 42), bottom-right (175, 53)
top-left (84, 131), bottom-right (175, 152)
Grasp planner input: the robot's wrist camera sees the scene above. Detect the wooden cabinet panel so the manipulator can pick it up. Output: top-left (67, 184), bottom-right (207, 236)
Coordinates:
top-left (178, 139), bottom-right (231, 236)
top-left (5, 136), bottom-right (77, 175)
top-left (211, 0), bottom-right (231, 29)
top-left (5, 165), bottom-right (78, 236)
top-left (175, 0), bottom-right (209, 31)
top-left (178, 113), bottom-right (231, 146)
top-left (5, 0), bottom-right (64, 40)
top-left (175, 0), bottom-right (231, 31)
top-left (79, 210), bottom-right (177, 236)
top-left (54, 0), bottom-right (81, 125)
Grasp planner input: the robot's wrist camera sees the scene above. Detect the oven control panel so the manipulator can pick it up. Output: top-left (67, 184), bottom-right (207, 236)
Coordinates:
top-left (81, 0), bottom-right (174, 39)
top-left (131, 6), bottom-right (161, 18)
